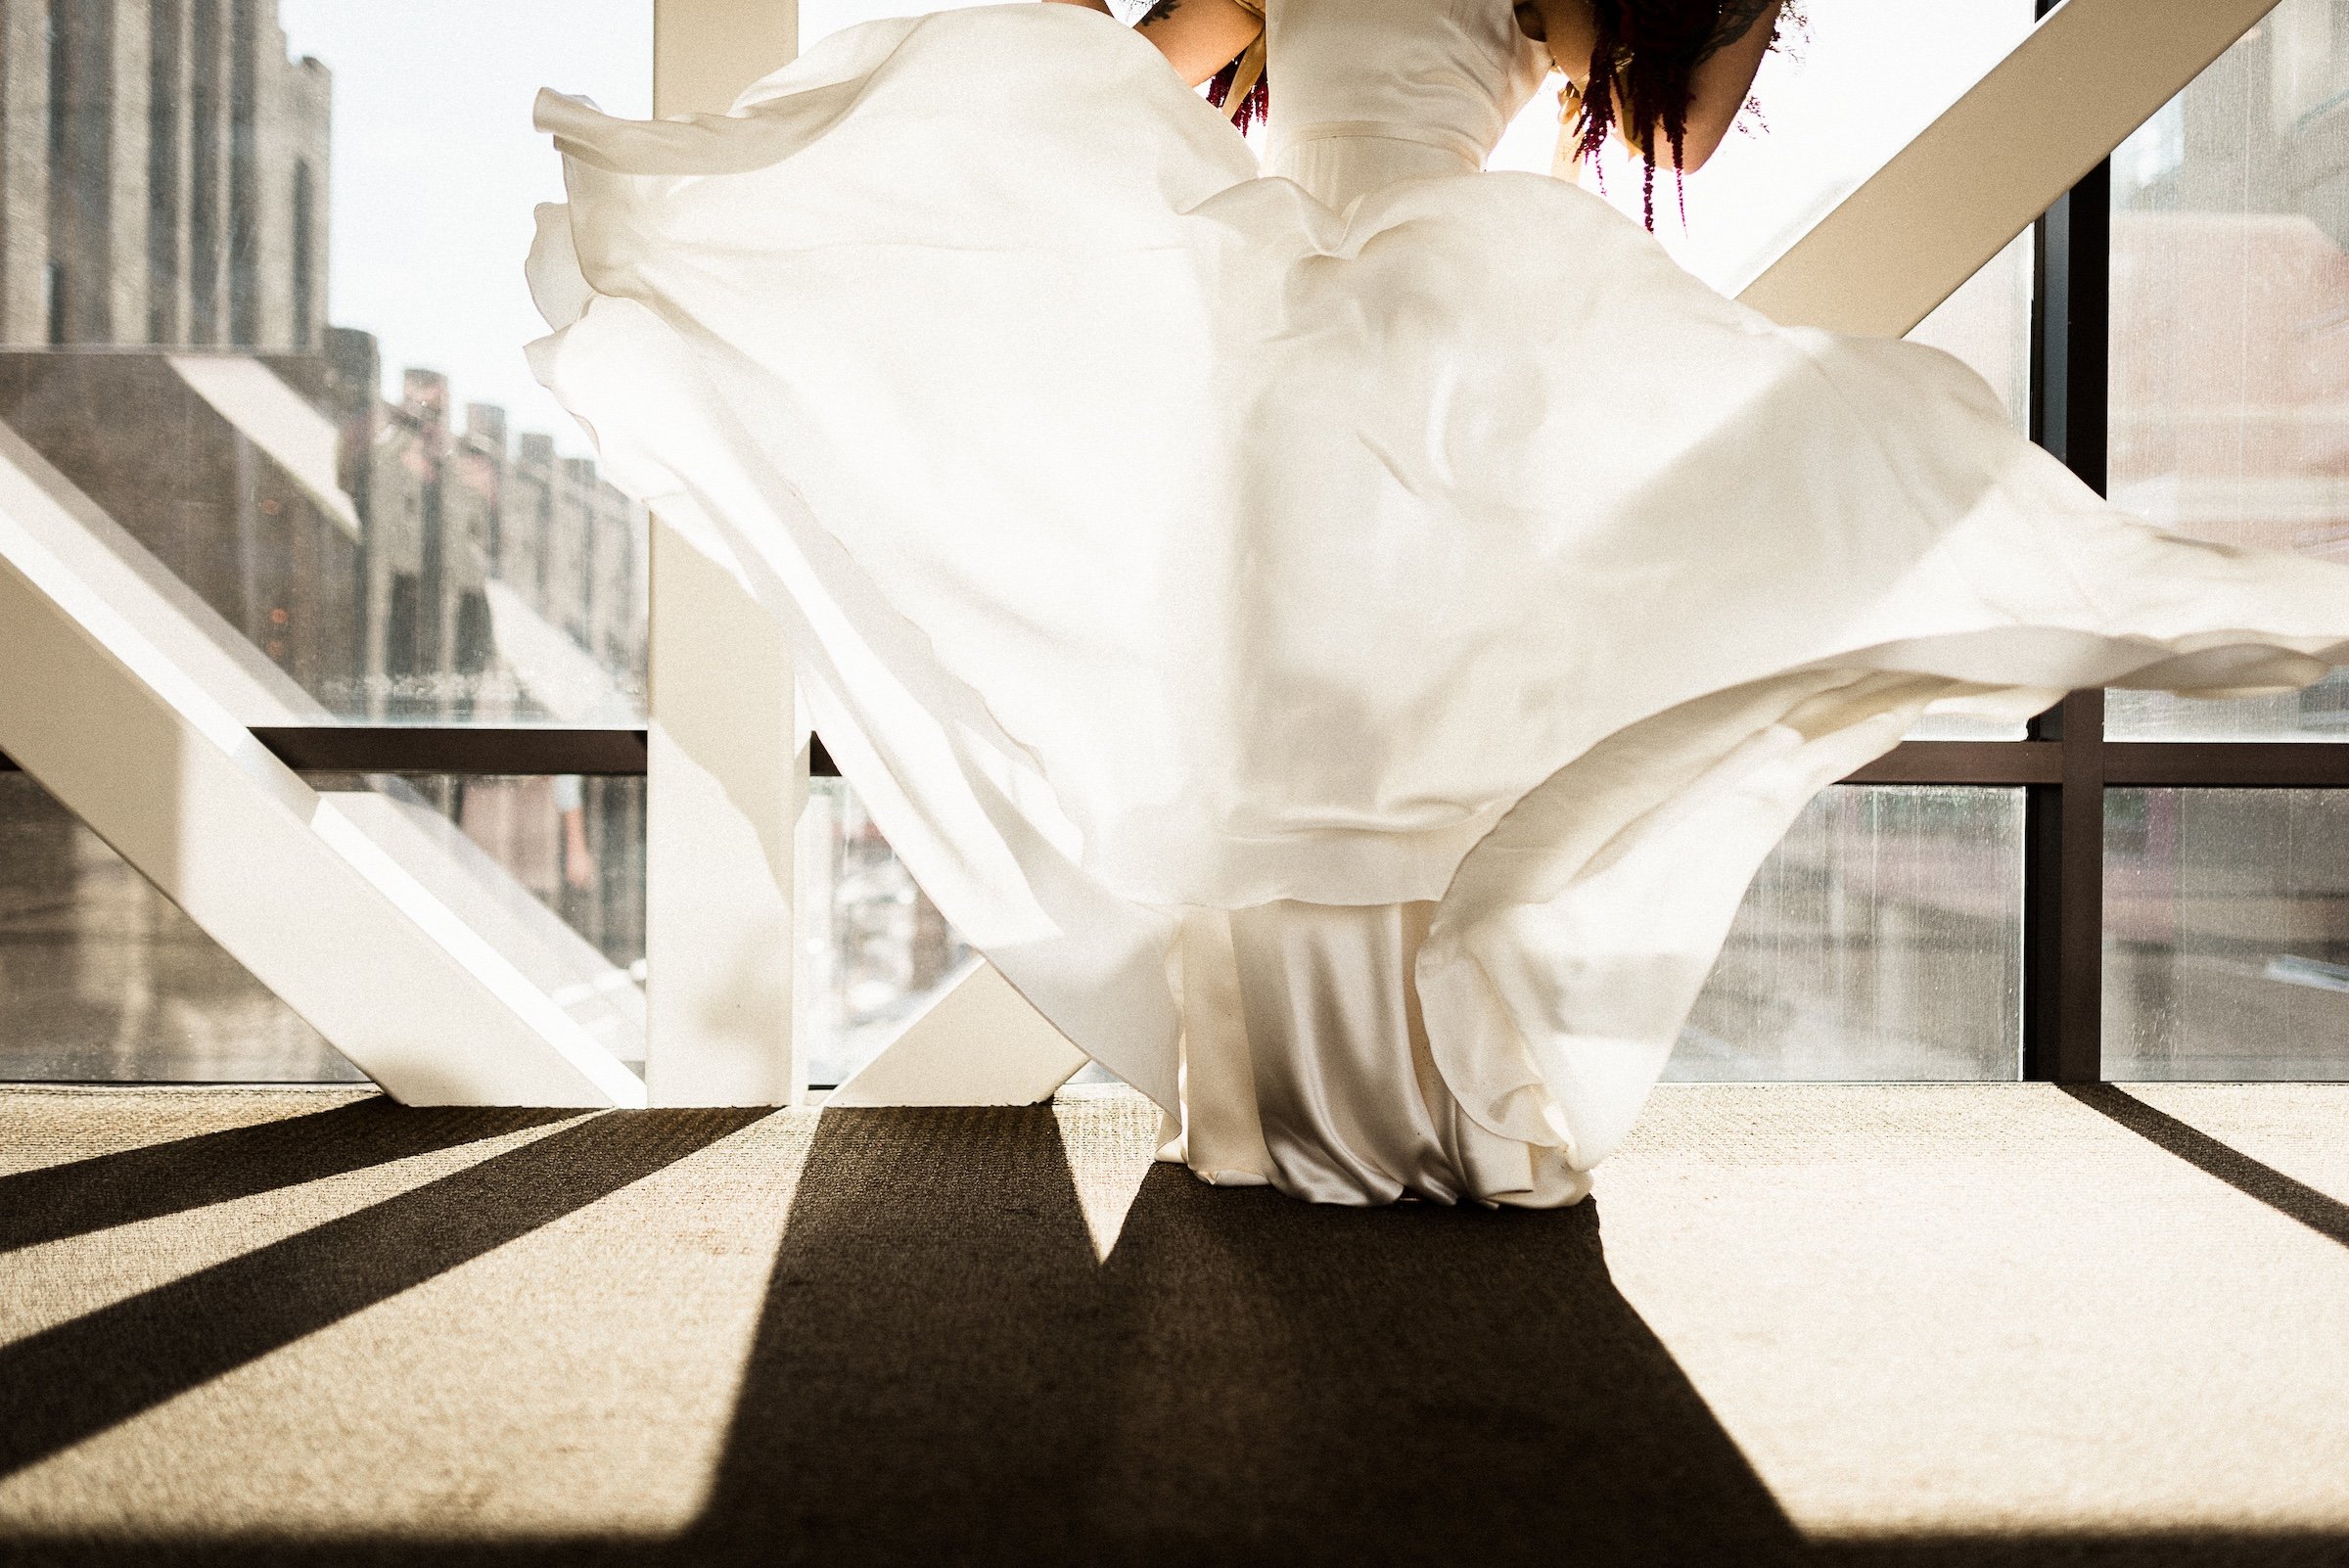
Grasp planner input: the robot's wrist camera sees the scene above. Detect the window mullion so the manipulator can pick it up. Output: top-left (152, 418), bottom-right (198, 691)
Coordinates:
top-left (2023, 139), bottom-right (2112, 1084)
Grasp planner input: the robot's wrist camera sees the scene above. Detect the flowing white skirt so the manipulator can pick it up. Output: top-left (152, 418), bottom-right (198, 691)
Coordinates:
top-left (528, 4), bottom-right (2349, 1205)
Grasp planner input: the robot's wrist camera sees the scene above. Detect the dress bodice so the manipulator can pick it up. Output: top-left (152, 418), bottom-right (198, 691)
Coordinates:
top-left (1263, 0), bottom-right (1551, 209)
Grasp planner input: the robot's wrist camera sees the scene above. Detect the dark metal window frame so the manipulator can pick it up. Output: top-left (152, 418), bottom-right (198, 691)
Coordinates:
top-left (6, 140), bottom-right (2343, 1084)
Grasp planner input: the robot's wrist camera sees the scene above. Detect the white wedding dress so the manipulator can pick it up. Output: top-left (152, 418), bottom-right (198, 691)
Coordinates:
top-left (529, 0), bottom-right (2349, 1206)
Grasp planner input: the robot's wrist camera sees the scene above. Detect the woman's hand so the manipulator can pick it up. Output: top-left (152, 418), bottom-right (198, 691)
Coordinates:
top-left (1516, 0), bottom-right (1782, 173)
top-left (1044, 0), bottom-right (1264, 89)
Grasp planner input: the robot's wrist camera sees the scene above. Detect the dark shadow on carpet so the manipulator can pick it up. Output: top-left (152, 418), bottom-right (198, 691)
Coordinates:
top-left (0, 1109), bottom-right (764, 1483)
top-left (693, 1106), bottom-right (1123, 1560)
top-left (689, 1104), bottom-right (1801, 1564)
top-left (2063, 1085), bottom-right (2349, 1250)
top-left (0, 1100), bottom-right (575, 1254)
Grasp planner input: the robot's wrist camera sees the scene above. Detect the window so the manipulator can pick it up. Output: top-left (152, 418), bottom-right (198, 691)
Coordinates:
top-left (149, 0), bottom-right (187, 345)
top-left (0, 772), bottom-right (355, 1083)
top-left (2100, 0), bottom-right (2349, 1081)
top-left (1, 0), bottom-right (656, 1081)
top-left (291, 159), bottom-right (314, 350)
top-left (0, 768), bottom-right (648, 1083)
top-left (1679, 788), bottom-right (2025, 1082)
top-left (8, 1), bottom-right (2343, 1097)
top-left (2108, 0), bottom-right (2349, 743)
top-left (2106, 789), bottom-right (2349, 1078)
top-left (4, 0), bottom-right (651, 724)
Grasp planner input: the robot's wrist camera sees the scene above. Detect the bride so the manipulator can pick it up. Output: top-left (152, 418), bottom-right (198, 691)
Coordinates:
top-left (528, 0), bottom-right (2349, 1206)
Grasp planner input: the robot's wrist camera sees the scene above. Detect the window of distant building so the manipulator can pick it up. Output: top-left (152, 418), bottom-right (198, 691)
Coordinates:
top-left (191, 0), bottom-right (224, 346)
top-left (148, 1), bottom-right (187, 345)
top-left (228, 0), bottom-right (261, 347)
top-left (293, 160), bottom-right (316, 350)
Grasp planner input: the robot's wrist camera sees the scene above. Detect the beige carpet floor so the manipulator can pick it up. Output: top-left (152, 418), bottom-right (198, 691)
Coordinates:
top-left (1, 1083), bottom-right (2347, 1565)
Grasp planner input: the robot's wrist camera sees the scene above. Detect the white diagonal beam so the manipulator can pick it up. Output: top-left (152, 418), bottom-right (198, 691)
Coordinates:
top-left (1738, 0), bottom-right (2284, 337)
top-left (0, 425), bottom-right (644, 1108)
top-left (2, 384), bottom-right (645, 1071)
top-left (828, 960), bottom-right (1090, 1109)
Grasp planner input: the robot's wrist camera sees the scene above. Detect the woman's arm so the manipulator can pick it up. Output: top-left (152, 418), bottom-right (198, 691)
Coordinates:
top-left (1043, 0), bottom-right (1263, 88)
top-left (1516, 0), bottom-right (1783, 173)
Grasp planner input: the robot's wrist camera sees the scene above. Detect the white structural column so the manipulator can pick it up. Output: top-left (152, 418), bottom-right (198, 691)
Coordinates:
top-left (643, 0), bottom-right (1086, 1110)
top-left (1737, 0), bottom-right (2284, 336)
top-left (0, 426), bottom-right (644, 1108)
top-left (644, 0), bottom-right (809, 1107)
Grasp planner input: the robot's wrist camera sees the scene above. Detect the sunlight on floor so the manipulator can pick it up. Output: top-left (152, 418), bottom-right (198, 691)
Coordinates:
top-left (3, 1083), bottom-right (2347, 1550)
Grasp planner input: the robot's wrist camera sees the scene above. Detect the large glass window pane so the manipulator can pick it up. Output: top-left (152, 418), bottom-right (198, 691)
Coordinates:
top-left (0, 3), bottom-right (660, 1084)
top-left (791, 781), bottom-right (2027, 1090)
top-left (0, 767), bottom-right (648, 1083)
top-left (0, 772), bottom-right (359, 1083)
top-left (797, 778), bottom-right (979, 1088)
top-left (1673, 786), bottom-right (2025, 1081)
top-left (2105, 788), bottom-right (2349, 1079)
top-left (0, 0), bottom-right (651, 726)
top-left (2108, 0), bottom-right (2349, 740)
top-left (308, 771), bottom-right (649, 1070)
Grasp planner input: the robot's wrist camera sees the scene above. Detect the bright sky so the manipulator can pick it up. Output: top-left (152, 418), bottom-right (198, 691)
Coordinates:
top-left (275, 0), bottom-right (2033, 460)
top-left (277, 1), bottom-right (652, 459)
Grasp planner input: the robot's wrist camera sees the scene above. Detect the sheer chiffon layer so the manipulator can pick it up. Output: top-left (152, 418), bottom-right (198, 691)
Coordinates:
top-left (529, 4), bottom-right (2349, 1204)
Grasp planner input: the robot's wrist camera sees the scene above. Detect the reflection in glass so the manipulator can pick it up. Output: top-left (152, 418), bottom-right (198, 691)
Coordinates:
top-left (0, 0), bottom-right (651, 725)
top-left (1675, 786), bottom-right (2024, 1081)
top-left (2108, 0), bottom-right (2349, 740)
top-left (0, 768), bottom-right (648, 1083)
top-left (794, 777), bottom-right (2032, 1089)
top-left (2, 766), bottom-right (2031, 1088)
top-left (2105, 788), bottom-right (2349, 1079)
top-left (0, 773), bottom-right (358, 1084)
top-left (0, 2), bottom-right (660, 1083)
top-left (309, 773), bottom-right (648, 1069)
top-left (798, 778), bottom-right (978, 1088)
top-left (794, 780), bottom-right (2029, 1089)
